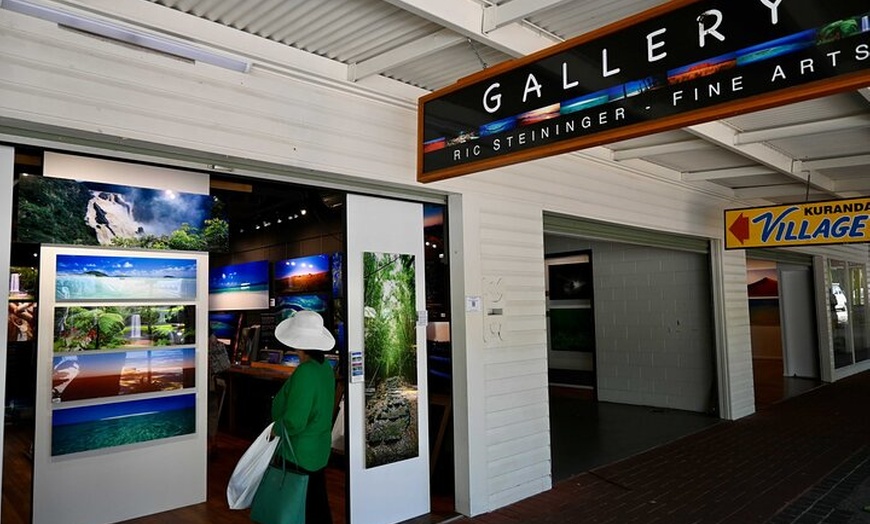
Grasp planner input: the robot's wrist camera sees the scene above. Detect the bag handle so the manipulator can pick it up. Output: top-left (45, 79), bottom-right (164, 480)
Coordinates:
top-left (274, 421), bottom-right (301, 470)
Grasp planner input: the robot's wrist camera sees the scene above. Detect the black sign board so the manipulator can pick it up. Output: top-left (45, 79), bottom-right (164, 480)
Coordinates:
top-left (418, 0), bottom-right (870, 182)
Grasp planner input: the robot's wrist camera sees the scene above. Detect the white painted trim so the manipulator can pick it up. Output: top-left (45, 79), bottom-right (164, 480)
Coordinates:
top-left (0, 145), bottom-right (14, 521)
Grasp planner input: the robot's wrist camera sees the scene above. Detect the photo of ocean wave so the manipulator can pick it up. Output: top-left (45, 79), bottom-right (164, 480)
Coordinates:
top-left (51, 394), bottom-right (195, 456)
top-left (55, 254), bottom-right (197, 301)
top-left (56, 275), bottom-right (197, 301)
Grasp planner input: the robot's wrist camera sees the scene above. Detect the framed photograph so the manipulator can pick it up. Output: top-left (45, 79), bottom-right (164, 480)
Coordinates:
top-left (17, 175), bottom-right (226, 252)
top-left (55, 254), bottom-right (197, 301)
top-left (548, 307), bottom-right (595, 352)
top-left (274, 254), bottom-right (331, 294)
top-left (52, 347), bottom-right (196, 403)
top-left (208, 260), bottom-right (270, 311)
top-left (546, 254), bottom-right (592, 301)
top-left (53, 305), bottom-right (195, 352)
top-left (51, 393), bottom-right (196, 456)
top-left (546, 251), bottom-right (595, 353)
top-left (363, 251), bottom-right (419, 468)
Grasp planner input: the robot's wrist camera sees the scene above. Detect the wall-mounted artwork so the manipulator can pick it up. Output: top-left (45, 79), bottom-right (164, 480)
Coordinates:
top-left (52, 347), bottom-right (195, 402)
top-left (17, 175), bottom-right (227, 252)
top-left (547, 261), bottom-right (592, 301)
top-left (53, 305), bottom-right (195, 352)
top-left (549, 308), bottom-right (595, 352)
top-left (208, 260), bottom-right (269, 311)
top-left (51, 393), bottom-right (196, 456)
top-left (363, 252), bottom-right (419, 468)
top-left (274, 294), bottom-right (329, 320)
top-left (208, 312), bottom-right (240, 341)
top-left (9, 266), bottom-right (38, 301)
top-left (55, 255), bottom-right (197, 301)
top-left (8, 301), bottom-right (37, 342)
top-left (274, 254), bottom-right (331, 294)
top-left (331, 252), bottom-right (344, 298)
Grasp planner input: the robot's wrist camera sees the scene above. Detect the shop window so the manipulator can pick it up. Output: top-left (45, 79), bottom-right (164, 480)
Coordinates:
top-left (829, 260), bottom-right (870, 368)
top-left (849, 263), bottom-right (870, 363)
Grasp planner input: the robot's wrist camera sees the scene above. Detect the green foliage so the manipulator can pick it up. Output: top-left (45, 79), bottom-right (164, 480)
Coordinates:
top-left (109, 219), bottom-right (229, 252)
top-left (363, 252), bottom-right (417, 385)
top-left (17, 177), bottom-right (97, 244)
top-left (54, 306), bottom-right (127, 351)
top-left (11, 266), bottom-right (38, 294)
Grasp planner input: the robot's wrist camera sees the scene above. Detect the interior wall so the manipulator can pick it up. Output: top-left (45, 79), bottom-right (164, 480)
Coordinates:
top-left (546, 235), bottom-right (716, 413)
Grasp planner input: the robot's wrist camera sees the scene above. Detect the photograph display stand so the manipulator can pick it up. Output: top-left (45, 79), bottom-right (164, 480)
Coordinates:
top-left (346, 195), bottom-right (430, 524)
top-left (32, 246), bottom-right (208, 524)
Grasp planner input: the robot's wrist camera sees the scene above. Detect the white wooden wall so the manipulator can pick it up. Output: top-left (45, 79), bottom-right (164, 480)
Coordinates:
top-left (2, 4), bottom-right (865, 518)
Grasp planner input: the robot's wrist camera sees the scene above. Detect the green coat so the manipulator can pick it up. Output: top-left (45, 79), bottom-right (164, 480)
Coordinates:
top-left (271, 359), bottom-right (336, 471)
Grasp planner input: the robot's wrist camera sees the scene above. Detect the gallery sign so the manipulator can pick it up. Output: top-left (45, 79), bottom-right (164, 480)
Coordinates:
top-left (418, 0), bottom-right (870, 182)
top-left (725, 198), bottom-right (870, 249)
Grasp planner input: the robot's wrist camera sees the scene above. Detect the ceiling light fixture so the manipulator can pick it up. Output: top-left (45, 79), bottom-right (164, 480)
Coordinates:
top-left (0, 0), bottom-right (251, 73)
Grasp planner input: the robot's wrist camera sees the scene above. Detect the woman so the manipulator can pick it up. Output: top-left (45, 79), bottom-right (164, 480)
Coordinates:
top-left (270, 311), bottom-right (336, 524)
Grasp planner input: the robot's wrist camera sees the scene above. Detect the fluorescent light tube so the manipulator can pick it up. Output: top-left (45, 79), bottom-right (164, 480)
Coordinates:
top-left (0, 0), bottom-right (251, 73)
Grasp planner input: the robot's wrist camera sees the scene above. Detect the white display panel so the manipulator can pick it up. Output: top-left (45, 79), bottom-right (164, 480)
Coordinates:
top-left (32, 246), bottom-right (208, 524)
top-left (43, 152), bottom-right (210, 194)
top-left (346, 195), bottom-right (430, 524)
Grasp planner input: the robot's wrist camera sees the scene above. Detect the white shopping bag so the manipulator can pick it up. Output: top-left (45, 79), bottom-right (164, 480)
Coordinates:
top-left (226, 422), bottom-right (280, 510)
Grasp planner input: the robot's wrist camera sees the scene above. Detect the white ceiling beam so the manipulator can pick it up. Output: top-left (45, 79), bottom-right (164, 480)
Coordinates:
top-left (482, 0), bottom-right (571, 33)
top-left (688, 121), bottom-right (837, 195)
top-left (802, 154), bottom-right (870, 171)
top-left (682, 166), bottom-right (775, 182)
top-left (835, 179), bottom-right (870, 192)
top-left (348, 29), bottom-right (464, 81)
top-left (859, 87), bottom-right (870, 103)
top-left (382, 0), bottom-right (561, 58)
top-left (734, 115), bottom-right (870, 145)
top-left (733, 185), bottom-right (825, 200)
top-left (610, 140), bottom-right (711, 161)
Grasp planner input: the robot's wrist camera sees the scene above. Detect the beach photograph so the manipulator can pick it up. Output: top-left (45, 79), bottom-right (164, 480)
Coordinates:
top-left (274, 254), bottom-right (331, 294)
top-left (208, 260), bottom-right (270, 311)
top-left (51, 393), bottom-right (196, 456)
top-left (55, 254), bottom-right (197, 301)
top-left (53, 305), bottom-right (195, 352)
top-left (52, 347), bottom-right (195, 403)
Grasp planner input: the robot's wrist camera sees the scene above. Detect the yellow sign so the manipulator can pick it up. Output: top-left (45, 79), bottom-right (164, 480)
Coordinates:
top-left (725, 198), bottom-right (870, 249)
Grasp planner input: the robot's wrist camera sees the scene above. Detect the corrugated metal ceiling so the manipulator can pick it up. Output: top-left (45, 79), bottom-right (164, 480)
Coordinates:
top-left (133, 0), bottom-right (870, 203)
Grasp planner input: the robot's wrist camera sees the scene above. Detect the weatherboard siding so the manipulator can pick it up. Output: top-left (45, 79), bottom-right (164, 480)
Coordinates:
top-left (0, 8), bottom-right (828, 517)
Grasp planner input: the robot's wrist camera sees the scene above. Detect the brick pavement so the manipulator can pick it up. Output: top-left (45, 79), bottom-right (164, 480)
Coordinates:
top-left (454, 371), bottom-right (870, 524)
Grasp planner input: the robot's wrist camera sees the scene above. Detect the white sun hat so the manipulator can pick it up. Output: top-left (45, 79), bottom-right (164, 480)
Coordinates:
top-left (274, 310), bottom-right (335, 351)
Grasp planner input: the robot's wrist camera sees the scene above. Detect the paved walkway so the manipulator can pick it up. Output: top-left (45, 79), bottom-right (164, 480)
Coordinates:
top-left (455, 371), bottom-right (870, 524)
